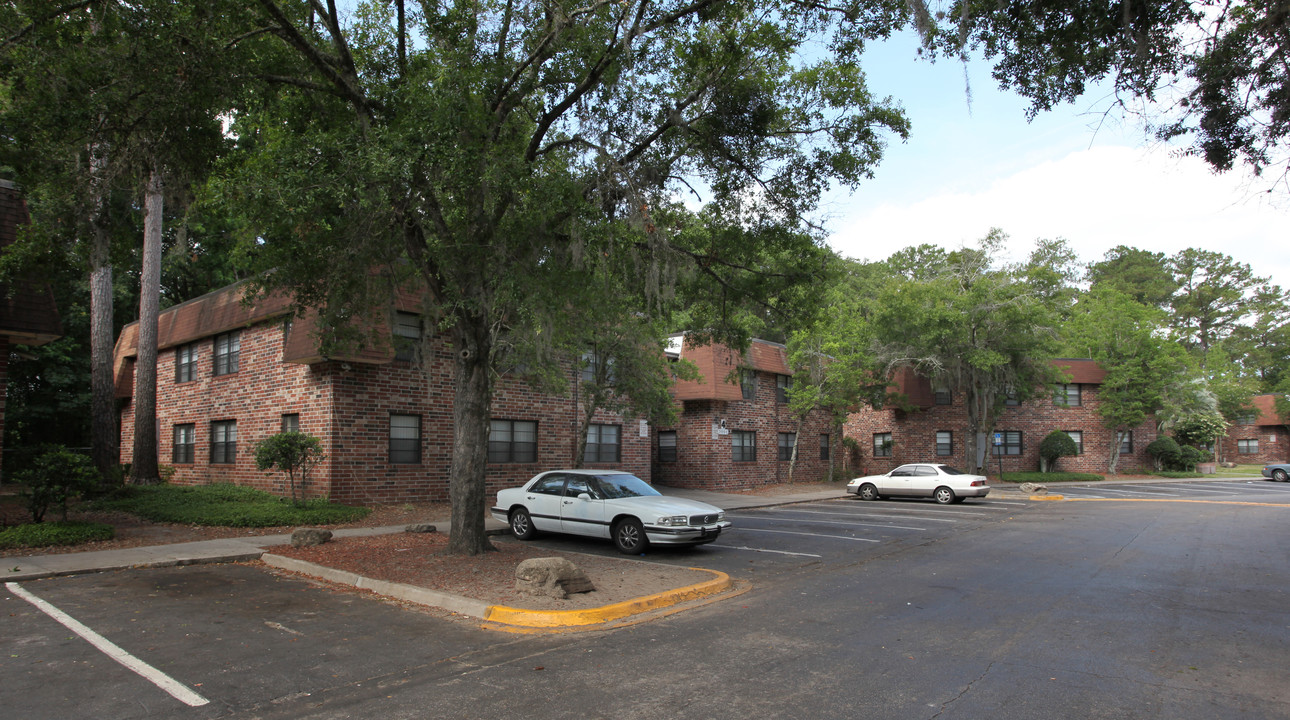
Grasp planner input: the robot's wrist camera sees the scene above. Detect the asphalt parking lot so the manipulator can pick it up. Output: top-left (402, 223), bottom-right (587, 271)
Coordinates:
top-left (4, 477), bottom-right (1290, 719)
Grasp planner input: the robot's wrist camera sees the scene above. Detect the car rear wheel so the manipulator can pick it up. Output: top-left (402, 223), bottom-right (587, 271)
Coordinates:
top-left (509, 507), bottom-right (537, 540)
top-left (1274, 469), bottom-right (1289, 482)
top-left (857, 483), bottom-right (880, 501)
top-left (933, 486), bottom-right (956, 505)
top-left (613, 517), bottom-right (648, 554)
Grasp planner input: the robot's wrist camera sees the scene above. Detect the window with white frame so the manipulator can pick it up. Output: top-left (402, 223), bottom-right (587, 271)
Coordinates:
top-left (389, 414), bottom-right (421, 464)
top-left (281, 413), bottom-right (300, 433)
top-left (489, 420), bottom-right (537, 463)
top-left (584, 424), bottom-right (621, 463)
top-left (934, 386), bottom-right (952, 405)
top-left (1238, 438), bottom-right (1259, 454)
top-left (732, 431), bottom-right (756, 462)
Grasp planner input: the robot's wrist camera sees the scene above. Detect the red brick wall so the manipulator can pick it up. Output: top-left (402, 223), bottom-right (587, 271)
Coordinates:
top-left (1221, 424), bottom-right (1290, 465)
top-left (119, 319), bottom-right (652, 504)
top-left (844, 384), bottom-right (1158, 476)
top-left (652, 367), bottom-right (835, 490)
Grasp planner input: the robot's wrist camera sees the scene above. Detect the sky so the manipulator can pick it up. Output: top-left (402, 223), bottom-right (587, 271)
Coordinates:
top-left (822, 34), bottom-right (1290, 284)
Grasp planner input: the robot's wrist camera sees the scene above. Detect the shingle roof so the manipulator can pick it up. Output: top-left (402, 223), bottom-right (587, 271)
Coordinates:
top-left (669, 336), bottom-right (791, 401)
top-left (0, 182), bottom-right (62, 345)
top-left (1251, 394), bottom-right (1287, 427)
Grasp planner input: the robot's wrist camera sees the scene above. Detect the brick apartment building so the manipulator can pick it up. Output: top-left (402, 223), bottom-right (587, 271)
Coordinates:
top-left (650, 335), bottom-right (836, 491)
top-left (0, 181), bottom-right (62, 478)
top-left (843, 360), bottom-right (1161, 476)
top-left (113, 281), bottom-right (651, 504)
top-left (112, 282), bottom-right (832, 503)
top-left (1221, 394), bottom-right (1289, 465)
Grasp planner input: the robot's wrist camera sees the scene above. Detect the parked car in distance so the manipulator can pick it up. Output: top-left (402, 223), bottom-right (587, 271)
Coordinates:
top-left (1263, 463), bottom-right (1290, 482)
top-left (491, 470), bottom-right (732, 554)
top-left (846, 464), bottom-right (990, 504)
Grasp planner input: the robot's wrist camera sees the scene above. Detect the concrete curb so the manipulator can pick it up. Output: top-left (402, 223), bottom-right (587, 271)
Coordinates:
top-left (260, 552), bottom-right (733, 631)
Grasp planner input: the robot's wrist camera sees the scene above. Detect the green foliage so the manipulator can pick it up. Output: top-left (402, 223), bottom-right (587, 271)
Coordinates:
top-left (253, 432), bottom-right (325, 505)
top-left (1038, 431), bottom-right (1079, 473)
top-left (88, 483), bottom-right (369, 527)
top-left (1152, 471), bottom-right (1205, 479)
top-left (1146, 437), bottom-right (1182, 471)
top-left (14, 447), bottom-right (99, 523)
top-left (1172, 413), bottom-right (1228, 447)
top-left (998, 472), bottom-right (1104, 483)
top-left (0, 521), bottom-right (115, 550)
top-left (1177, 445), bottom-right (1203, 471)
top-left (869, 231), bottom-right (1065, 473)
top-left (1085, 246), bottom-right (1179, 308)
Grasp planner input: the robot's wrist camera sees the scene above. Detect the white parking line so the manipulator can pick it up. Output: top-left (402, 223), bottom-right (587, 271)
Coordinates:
top-left (735, 527), bottom-right (881, 542)
top-left (776, 508), bottom-right (958, 524)
top-left (734, 515), bottom-right (928, 531)
top-left (1086, 487), bottom-right (1180, 497)
top-left (6, 582), bottom-right (209, 708)
top-left (710, 545), bottom-right (823, 557)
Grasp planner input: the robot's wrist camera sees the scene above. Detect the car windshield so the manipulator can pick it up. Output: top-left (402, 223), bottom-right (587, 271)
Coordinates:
top-left (936, 465), bottom-right (966, 475)
top-left (593, 473), bottom-right (661, 499)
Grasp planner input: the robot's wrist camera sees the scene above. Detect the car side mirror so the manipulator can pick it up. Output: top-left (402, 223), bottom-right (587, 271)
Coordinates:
top-left (577, 492), bottom-right (593, 501)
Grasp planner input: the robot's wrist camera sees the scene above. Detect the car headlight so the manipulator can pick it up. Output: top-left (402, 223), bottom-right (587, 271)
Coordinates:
top-left (656, 515), bottom-right (689, 526)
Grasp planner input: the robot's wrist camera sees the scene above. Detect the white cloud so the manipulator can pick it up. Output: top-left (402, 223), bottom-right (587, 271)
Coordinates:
top-left (828, 145), bottom-right (1290, 283)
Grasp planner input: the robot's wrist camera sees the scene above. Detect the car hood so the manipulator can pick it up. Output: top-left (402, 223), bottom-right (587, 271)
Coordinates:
top-left (607, 495), bottom-right (725, 516)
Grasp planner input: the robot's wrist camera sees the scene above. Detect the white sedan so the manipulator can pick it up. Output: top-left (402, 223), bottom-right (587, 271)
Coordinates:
top-left (490, 470), bottom-right (732, 554)
top-left (846, 464), bottom-right (990, 504)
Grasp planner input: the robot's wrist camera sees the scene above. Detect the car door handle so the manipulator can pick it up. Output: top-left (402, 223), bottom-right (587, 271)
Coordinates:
top-left (562, 500), bottom-right (574, 505)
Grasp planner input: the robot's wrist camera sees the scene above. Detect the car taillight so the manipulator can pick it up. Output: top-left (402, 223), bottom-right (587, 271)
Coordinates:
top-left (970, 480), bottom-right (986, 487)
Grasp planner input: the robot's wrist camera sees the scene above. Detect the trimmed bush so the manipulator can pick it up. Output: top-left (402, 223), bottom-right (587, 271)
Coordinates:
top-left (1146, 437), bottom-right (1181, 471)
top-left (87, 483), bottom-right (370, 527)
top-left (0, 521), bottom-right (115, 550)
top-left (254, 432), bottom-right (325, 505)
top-left (1038, 430), bottom-right (1079, 473)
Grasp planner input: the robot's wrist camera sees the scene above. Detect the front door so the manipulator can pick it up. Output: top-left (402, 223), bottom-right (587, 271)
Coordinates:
top-left (560, 475), bottom-right (608, 538)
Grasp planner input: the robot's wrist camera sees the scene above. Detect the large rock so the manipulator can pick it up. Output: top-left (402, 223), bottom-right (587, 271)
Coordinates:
top-left (515, 557), bottom-right (595, 599)
top-left (291, 528), bottom-right (333, 547)
top-left (404, 523), bottom-right (438, 534)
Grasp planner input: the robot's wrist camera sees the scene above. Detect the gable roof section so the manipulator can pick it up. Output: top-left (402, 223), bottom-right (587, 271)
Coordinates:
top-left (1053, 358), bottom-right (1106, 384)
top-left (0, 182), bottom-right (62, 345)
top-left (1252, 394), bottom-right (1287, 427)
top-left (670, 336), bottom-right (791, 402)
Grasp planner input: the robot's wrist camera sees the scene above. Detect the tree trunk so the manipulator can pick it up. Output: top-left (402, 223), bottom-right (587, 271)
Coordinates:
top-left (445, 320), bottom-right (496, 556)
top-left (1106, 429), bottom-right (1122, 474)
top-left (130, 164), bottom-right (164, 485)
top-left (88, 151), bottom-right (117, 489)
top-left (787, 416), bottom-right (803, 483)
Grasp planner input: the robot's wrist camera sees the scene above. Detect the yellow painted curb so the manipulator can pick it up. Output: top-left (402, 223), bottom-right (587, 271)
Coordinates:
top-left (482, 568), bottom-right (732, 629)
top-left (1029, 494), bottom-right (1065, 501)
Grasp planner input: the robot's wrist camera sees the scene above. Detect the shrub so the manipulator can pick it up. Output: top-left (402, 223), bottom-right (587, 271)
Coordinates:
top-left (88, 483), bottom-right (369, 527)
top-left (1177, 445), bottom-right (1202, 471)
top-left (15, 446), bottom-right (100, 523)
top-left (1038, 431), bottom-right (1079, 473)
top-left (254, 432), bottom-right (325, 505)
top-left (0, 521), bottom-right (115, 549)
top-left (1146, 437), bottom-right (1181, 471)
top-left (998, 471), bottom-right (1103, 483)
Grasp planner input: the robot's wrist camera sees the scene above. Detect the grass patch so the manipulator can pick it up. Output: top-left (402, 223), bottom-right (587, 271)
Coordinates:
top-left (0, 521), bottom-right (115, 550)
top-left (88, 483), bottom-right (371, 527)
top-left (1152, 471), bottom-right (1205, 478)
top-left (997, 471), bottom-right (1105, 483)
top-left (1212, 464), bottom-right (1265, 477)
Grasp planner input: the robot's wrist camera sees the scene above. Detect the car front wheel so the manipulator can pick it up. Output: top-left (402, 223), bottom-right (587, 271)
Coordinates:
top-left (613, 518), bottom-right (649, 554)
top-left (1274, 469), bottom-right (1289, 482)
top-left (510, 507), bottom-right (537, 540)
top-left (933, 486), bottom-right (956, 505)
top-left (857, 483), bottom-right (880, 501)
